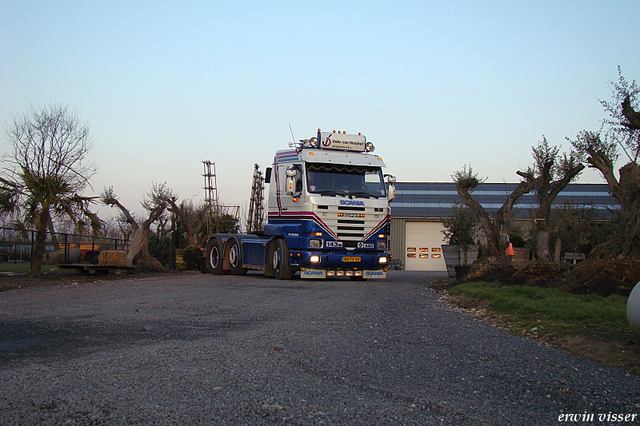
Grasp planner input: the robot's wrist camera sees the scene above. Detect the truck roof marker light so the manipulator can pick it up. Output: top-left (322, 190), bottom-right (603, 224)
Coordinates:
top-left (293, 197), bottom-right (298, 202)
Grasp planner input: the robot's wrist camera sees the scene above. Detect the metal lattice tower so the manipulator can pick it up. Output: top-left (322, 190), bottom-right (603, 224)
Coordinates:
top-left (203, 160), bottom-right (219, 235)
top-left (247, 163), bottom-right (266, 233)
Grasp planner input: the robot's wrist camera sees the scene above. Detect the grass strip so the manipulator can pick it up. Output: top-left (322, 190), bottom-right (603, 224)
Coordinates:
top-left (450, 281), bottom-right (628, 330)
top-left (0, 264), bottom-right (64, 274)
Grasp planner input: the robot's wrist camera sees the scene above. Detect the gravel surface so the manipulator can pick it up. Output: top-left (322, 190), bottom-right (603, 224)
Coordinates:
top-left (0, 271), bottom-right (638, 425)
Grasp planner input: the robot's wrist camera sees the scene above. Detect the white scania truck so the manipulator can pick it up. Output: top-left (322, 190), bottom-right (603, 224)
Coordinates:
top-left (204, 129), bottom-right (396, 279)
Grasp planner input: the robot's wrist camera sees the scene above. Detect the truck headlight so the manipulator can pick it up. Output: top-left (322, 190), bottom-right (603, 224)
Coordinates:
top-left (379, 256), bottom-right (388, 264)
top-left (310, 255), bottom-right (321, 263)
top-left (309, 239), bottom-right (324, 248)
top-left (377, 241), bottom-right (388, 250)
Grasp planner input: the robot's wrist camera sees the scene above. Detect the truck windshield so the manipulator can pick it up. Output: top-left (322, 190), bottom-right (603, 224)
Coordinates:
top-left (306, 163), bottom-right (386, 198)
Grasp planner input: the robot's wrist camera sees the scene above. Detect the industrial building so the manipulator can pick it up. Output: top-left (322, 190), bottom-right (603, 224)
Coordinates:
top-left (389, 182), bottom-right (619, 271)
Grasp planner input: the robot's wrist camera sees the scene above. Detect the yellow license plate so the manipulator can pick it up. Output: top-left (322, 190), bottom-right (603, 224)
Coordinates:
top-left (343, 257), bottom-right (361, 262)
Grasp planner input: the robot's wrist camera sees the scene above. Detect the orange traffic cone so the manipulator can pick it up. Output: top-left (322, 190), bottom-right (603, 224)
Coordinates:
top-left (507, 243), bottom-right (515, 256)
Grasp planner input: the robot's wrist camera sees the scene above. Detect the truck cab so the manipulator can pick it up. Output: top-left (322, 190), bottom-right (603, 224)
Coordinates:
top-left (205, 129), bottom-right (395, 280)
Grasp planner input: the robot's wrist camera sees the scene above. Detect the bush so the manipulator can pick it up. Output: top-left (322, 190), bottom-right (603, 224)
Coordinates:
top-left (149, 234), bottom-right (171, 267)
top-left (183, 244), bottom-right (203, 269)
top-left (442, 202), bottom-right (478, 248)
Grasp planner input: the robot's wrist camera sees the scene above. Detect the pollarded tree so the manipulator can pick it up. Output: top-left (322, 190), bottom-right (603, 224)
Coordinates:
top-left (516, 138), bottom-right (584, 262)
top-left (164, 198), bottom-right (205, 246)
top-left (0, 103), bottom-right (100, 275)
top-left (101, 183), bottom-right (172, 271)
top-left (453, 165), bottom-right (535, 258)
top-left (571, 68), bottom-right (640, 258)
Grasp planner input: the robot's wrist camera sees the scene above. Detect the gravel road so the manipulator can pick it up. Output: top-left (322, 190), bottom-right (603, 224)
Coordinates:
top-left (1, 271), bottom-right (638, 425)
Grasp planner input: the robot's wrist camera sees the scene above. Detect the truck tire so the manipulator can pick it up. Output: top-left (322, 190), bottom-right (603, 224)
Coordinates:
top-left (228, 239), bottom-right (248, 275)
top-left (206, 238), bottom-right (228, 275)
top-left (273, 239), bottom-right (292, 280)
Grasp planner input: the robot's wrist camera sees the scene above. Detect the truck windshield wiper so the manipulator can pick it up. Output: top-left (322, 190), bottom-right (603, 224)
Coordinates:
top-left (349, 191), bottom-right (379, 199)
top-left (314, 190), bottom-right (339, 196)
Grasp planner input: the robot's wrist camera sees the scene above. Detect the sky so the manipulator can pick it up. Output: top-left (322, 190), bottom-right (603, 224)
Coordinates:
top-left (1, 0), bottom-right (638, 221)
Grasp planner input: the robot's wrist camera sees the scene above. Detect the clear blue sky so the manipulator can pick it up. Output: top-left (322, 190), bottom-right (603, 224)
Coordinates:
top-left (1, 0), bottom-right (638, 219)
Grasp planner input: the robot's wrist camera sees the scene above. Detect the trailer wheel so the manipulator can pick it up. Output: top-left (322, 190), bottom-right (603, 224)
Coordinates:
top-left (206, 238), bottom-right (228, 275)
top-left (273, 239), bottom-right (292, 280)
top-left (228, 239), bottom-right (248, 275)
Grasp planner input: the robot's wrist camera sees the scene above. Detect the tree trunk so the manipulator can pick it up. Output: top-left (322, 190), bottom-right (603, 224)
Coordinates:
top-left (456, 180), bottom-right (534, 258)
top-left (456, 183), bottom-right (502, 257)
top-left (618, 162), bottom-right (640, 257)
top-left (535, 219), bottom-right (552, 262)
top-left (127, 226), bottom-right (166, 271)
top-left (592, 162), bottom-right (640, 258)
top-left (30, 208), bottom-right (50, 276)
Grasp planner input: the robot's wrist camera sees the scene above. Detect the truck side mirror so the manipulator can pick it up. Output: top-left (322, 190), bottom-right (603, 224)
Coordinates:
top-left (265, 167), bottom-right (272, 183)
top-left (286, 168), bottom-right (297, 177)
top-left (285, 166), bottom-right (298, 196)
top-left (386, 175), bottom-right (396, 202)
top-left (387, 184), bottom-right (396, 202)
top-left (286, 176), bottom-right (296, 195)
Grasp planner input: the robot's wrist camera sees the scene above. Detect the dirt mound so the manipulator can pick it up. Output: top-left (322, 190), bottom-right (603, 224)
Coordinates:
top-left (464, 256), bottom-right (517, 283)
top-left (465, 257), bottom-right (640, 297)
top-left (507, 261), bottom-right (571, 288)
top-left (563, 259), bottom-right (640, 297)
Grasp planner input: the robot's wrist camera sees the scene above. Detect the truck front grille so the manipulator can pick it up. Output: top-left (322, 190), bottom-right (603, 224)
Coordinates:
top-left (316, 205), bottom-right (386, 243)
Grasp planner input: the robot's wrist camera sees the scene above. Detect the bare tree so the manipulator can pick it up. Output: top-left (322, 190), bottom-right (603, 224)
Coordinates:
top-left (0, 103), bottom-right (99, 275)
top-left (165, 198), bottom-right (205, 246)
top-left (517, 138), bottom-right (584, 261)
top-left (453, 165), bottom-right (535, 258)
top-left (571, 68), bottom-right (640, 258)
top-left (101, 183), bottom-right (171, 271)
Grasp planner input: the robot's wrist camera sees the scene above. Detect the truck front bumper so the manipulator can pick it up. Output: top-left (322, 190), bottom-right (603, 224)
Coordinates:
top-left (291, 250), bottom-right (390, 279)
top-left (300, 268), bottom-right (387, 279)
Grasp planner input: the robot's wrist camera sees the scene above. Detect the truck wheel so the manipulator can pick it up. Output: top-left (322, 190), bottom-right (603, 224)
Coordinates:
top-left (206, 238), bottom-right (228, 275)
top-left (228, 239), bottom-right (248, 275)
top-left (273, 239), bottom-right (292, 280)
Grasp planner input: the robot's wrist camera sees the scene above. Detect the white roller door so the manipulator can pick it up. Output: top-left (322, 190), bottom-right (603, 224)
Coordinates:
top-left (405, 222), bottom-right (447, 271)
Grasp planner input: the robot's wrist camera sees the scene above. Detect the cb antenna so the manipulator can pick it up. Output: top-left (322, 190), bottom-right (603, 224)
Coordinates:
top-left (288, 123), bottom-right (296, 146)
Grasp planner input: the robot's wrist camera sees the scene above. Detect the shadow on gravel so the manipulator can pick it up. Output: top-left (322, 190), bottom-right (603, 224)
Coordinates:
top-left (0, 316), bottom-right (254, 365)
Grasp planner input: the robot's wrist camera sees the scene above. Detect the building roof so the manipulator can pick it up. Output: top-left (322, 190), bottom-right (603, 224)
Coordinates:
top-left (390, 182), bottom-right (620, 219)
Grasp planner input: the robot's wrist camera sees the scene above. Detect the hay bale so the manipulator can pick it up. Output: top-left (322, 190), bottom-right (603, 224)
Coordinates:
top-left (99, 250), bottom-right (129, 267)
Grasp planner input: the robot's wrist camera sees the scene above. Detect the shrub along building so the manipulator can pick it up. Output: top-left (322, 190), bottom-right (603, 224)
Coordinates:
top-left (389, 182), bottom-right (619, 272)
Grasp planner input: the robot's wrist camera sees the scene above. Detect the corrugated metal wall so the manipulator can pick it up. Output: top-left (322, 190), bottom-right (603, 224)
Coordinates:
top-left (390, 218), bottom-right (405, 267)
